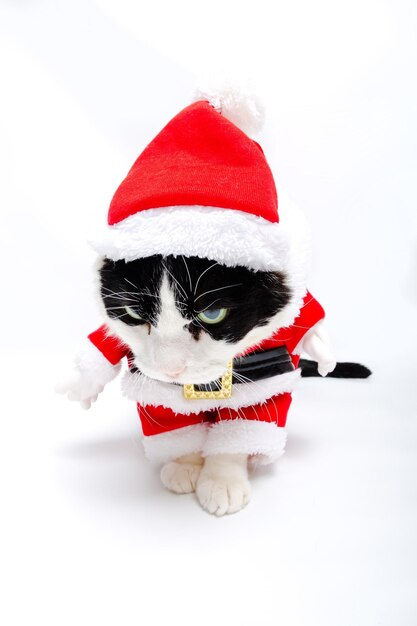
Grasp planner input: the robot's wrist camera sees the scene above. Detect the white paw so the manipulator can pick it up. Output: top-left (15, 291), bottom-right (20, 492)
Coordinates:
top-left (196, 474), bottom-right (251, 516)
top-left (160, 461), bottom-right (202, 494)
top-left (55, 368), bottom-right (105, 409)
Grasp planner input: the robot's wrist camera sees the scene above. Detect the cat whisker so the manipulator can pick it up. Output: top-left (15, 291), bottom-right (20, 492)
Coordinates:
top-left (213, 378), bottom-right (222, 392)
top-left (181, 255), bottom-right (193, 291)
top-left (102, 289), bottom-right (160, 301)
top-left (102, 285), bottom-right (164, 300)
top-left (233, 370), bottom-right (268, 392)
top-left (139, 378), bottom-right (166, 430)
top-left (194, 298), bottom-right (222, 314)
top-left (232, 372), bottom-right (275, 422)
top-left (101, 289), bottom-right (141, 300)
top-left (188, 315), bottom-right (211, 335)
top-left (193, 261), bottom-right (219, 295)
top-left (102, 295), bottom-right (142, 304)
top-left (232, 371), bottom-right (253, 384)
top-left (289, 324), bottom-right (312, 330)
top-left (101, 286), bottom-right (136, 294)
top-left (138, 286), bottom-right (163, 300)
top-left (124, 278), bottom-right (139, 289)
top-left (194, 283), bottom-right (243, 304)
top-left (107, 313), bottom-right (130, 321)
top-left (235, 404), bottom-right (249, 421)
top-left (235, 372), bottom-right (279, 422)
top-left (250, 402), bottom-right (261, 422)
top-left (105, 306), bottom-right (142, 312)
top-left (162, 262), bottom-right (188, 301)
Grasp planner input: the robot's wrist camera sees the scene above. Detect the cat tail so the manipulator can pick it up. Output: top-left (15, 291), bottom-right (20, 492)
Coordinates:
top-left (299, 359), bottom-right (372, 378)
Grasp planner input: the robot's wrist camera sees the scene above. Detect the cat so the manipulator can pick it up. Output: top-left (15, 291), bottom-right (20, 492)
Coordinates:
top-left (56, 87), bottom-right (370, 516)
top-left (57, 250), bottom-right (338, 515)
top-left (101, 253), bottom-right (296, 515)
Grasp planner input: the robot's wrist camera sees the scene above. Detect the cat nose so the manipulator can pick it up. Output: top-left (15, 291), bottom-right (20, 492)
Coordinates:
top-left (164, 366), bottom-right (186, 378)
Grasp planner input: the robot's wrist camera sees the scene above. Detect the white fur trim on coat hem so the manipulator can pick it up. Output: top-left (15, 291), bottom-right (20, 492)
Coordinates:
top-left (142, 423), bottom-right (209, 466)
top-left (121, 369), bottom-right (301, 415)
top-left (202, 420), bottom-right (287, 467)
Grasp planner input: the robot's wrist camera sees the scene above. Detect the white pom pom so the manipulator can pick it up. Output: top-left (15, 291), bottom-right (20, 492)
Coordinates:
top-left (193, 83), bottom-right (265, 137)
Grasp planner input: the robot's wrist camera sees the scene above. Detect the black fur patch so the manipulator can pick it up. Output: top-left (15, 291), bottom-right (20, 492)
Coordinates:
top-left (99, 255), bottom-right (291, 343)
top-left (165, 256), bottom-right (291, 343)
top-left (99, 256), bottom-right (163, 327)
top-left (300, 359), bottom-right (372, 378)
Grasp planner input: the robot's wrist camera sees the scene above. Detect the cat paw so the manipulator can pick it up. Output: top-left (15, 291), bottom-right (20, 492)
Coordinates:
top-left (160, 461), bottom-right (202, 494)
top-left (196, 474), bottom-right (251, 516)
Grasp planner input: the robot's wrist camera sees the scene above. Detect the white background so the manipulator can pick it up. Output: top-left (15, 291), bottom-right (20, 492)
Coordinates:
top-left (1, 1), bottom-right (416, 624)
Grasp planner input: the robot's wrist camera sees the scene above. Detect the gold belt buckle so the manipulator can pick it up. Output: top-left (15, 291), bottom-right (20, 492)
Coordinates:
top-left (183, 360), bottom-right (233, 400)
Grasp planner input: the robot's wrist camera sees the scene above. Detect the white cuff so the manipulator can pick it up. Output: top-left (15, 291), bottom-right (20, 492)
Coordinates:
top-left (75, 339), bottom-right (121, 384)
top-left (202, 419), bottom-right (287, 467)
top-left (142, 423), bottom-right (209, 466)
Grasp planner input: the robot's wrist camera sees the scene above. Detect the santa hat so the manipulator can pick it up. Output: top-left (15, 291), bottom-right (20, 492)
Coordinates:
top-left (91, 87), bottom-right (310, 303)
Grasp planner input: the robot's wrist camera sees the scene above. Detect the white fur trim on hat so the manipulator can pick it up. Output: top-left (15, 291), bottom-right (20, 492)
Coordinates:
top-left (202, 419), bottom-right (287, 467)
top-left (142, 423), bottom-right (209, 466)
top-left (90, 190), bottom-right (310, 274)
top-left (91, 205), bottom-right (289, 272)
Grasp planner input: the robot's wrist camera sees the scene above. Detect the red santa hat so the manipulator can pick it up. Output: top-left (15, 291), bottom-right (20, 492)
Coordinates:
top-left (91, 87), bottom-right (310, 295)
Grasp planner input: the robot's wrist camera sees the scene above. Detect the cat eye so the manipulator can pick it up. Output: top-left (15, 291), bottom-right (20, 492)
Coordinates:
top-left (124, 305), bottom-right (142, 320)
top-left (197, 307), bottom-right (228, 324)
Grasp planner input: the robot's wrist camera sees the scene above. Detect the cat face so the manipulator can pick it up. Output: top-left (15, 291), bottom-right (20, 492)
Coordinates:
top-left (99, 255), bottom-right (291, 385)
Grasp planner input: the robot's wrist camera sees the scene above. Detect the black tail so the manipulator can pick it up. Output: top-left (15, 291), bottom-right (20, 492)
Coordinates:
top-left (299, 359), bottom-right (372, 378)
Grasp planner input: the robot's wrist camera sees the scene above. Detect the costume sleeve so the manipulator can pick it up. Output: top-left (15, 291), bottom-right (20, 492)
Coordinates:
top-left (88, 324), bottom-right (130, 365)
top-left (287, 291), bottom-right (325, 354)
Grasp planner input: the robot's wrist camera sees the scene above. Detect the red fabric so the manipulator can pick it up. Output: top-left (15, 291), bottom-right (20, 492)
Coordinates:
top-left (88, 324), bottom-right (130, 365)
top-left (216, 393), bottom-right (292, 428)
top-left (108, 101), bottom-right (278, 226)
top-left (138, 393), bottom-right (292, 437)
top-left (139, 404), bottom-right (208, 437)
top-left (247, 291), bottom-right (325, 360)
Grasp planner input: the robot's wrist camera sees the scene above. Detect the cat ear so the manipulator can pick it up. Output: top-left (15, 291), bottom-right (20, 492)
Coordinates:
top-left (192, 82), bottom-right (265, 137)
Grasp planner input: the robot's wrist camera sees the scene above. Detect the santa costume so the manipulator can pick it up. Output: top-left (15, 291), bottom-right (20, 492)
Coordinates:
top-left (77, 88), bottom-right (333, 467)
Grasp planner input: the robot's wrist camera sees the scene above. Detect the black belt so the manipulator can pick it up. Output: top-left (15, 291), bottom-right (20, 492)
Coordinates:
top-left (129, 346), bottom-right (294, 390)
top-left (193, 346), bottom-right (294, 392)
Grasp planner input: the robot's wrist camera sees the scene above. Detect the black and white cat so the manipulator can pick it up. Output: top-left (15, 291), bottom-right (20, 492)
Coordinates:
top-left (56, 87), bottom-right (370, 515)
top-left (106, 254), bottom-right (296, 515)
top-left (57, 250), bottom-right (337, 515)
